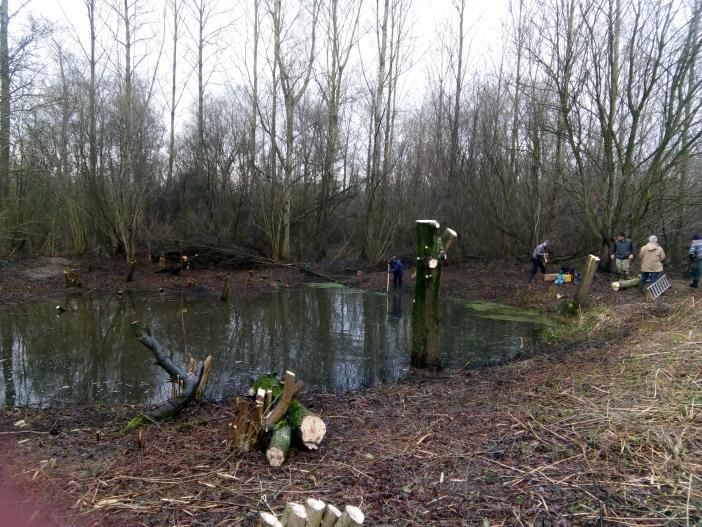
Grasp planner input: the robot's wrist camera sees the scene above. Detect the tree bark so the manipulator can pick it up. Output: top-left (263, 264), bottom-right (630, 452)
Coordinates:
top-left (574, 254), bottom-right (600, 305)
top-left (0, 0), bottom-right (9, 201)
top-left (411, 220), bottom-right (457, 369)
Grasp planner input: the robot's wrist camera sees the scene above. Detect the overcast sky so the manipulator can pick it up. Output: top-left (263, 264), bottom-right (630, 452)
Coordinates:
top-left (14, 0), bottom-right (509, 127)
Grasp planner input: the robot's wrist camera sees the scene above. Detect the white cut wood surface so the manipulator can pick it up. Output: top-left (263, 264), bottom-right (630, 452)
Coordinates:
top-left (256, 512), bottom-right (282, 527)
top-left (266, 446), bottom-right (285, 467)
top-left (281, 502), bottom-right (307, 527)
top-left (300, 415), bottom-right (326, 449)
top-left (416, 219), bottom-right (440, 228)
top-left (304, 498), bottom-right (326, 527)
top-left (335, 505), bottom-right (364, 526)
top-left (320, 504), bottom-right (341, 527)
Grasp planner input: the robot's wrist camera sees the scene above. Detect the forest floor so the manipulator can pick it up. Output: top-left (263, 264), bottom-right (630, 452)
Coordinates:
top-left (0, 256), bottom-right (701, 526)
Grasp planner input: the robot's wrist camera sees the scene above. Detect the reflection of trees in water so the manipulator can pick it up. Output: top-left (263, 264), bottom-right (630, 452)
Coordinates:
top-left (0, 315), bottom-right (16, 407)
top-left (1, 295), bottom-right (165, 407)
top-left (0, 290), bottom-right (542, 408)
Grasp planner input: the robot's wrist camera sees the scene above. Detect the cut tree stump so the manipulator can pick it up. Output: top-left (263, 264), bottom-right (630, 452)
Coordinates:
top-left (257, 512), bottom-right (283, 527)
top-left (321, 505), bottom-right (342, 527)
top-left (258, 500), bottom-right (362, 527)
top-left (336, 506), bottom-right (365, 527)
top-left (574, 254), bottom-right (600, 305)
top-left (411, 220), bottom-right (458, 369)
top-left (281, 502), bottom-right (307, 527)
top-left (305, 498), bottom-right (326, 527)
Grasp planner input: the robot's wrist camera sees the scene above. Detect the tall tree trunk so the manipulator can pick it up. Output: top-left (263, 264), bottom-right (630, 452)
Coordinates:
top-left (0, 0), bottom-right (9, 202)
top-left (362, 0), bottom-right (389, 263)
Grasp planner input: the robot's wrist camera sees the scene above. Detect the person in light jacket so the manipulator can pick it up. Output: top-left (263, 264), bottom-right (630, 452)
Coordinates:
top-left (689, 233), bottom-right (702, 288)
top-left (639, 235), bottom-right (665, 291)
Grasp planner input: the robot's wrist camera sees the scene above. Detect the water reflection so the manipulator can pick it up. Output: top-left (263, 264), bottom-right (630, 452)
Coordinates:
top-left (0, 286), bottom-right (545, 408)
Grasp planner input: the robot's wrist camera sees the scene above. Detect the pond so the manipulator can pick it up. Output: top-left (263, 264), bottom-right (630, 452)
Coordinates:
top-left (0, 285), bottom-right (551, 408)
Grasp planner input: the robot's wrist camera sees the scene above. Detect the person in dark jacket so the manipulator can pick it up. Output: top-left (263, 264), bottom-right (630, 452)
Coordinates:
top-left (528, 240), bottom-right (550, 283)
top-left (689, 233), bottom-right (702, 288)
top-left (389, 256), bottom-right (404, 289)
top-left (610, 232), bottom-right (635, 278)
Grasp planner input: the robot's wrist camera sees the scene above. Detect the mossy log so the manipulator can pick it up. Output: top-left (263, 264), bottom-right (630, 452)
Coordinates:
top-left (266, 421), bottom-right (292, 467)
top-left (125, 322), bottom-right (208, 432)
top-left (252, 372), bottom-right (326, 450)
top-left (611, 275), bottom-right (641, 291)
top-left (244, 371), bottom-right (326, 465)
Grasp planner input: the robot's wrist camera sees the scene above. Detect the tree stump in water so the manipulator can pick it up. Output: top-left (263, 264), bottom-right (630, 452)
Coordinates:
top-left (64, 268), bottom-right (80, 287)
top-left (411, 220), bottom-right (457, 369)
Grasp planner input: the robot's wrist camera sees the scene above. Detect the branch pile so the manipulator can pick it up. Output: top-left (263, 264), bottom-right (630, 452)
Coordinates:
top-left (229, 370), bottom-right (326, 466)
top-left (258, 499), bottom-right (364, 527)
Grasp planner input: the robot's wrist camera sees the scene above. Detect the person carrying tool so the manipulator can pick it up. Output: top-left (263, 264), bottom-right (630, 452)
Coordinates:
top-left (528, 240), bottom-right (551, 283)
top-left (689, 233), bottom-right (702, 288)
top-left (388, 256), bottom-right (404, 289)
top-left (639, 235), bottom-right (665, 291)
top-left (610, 232), bottom-right (635, 278)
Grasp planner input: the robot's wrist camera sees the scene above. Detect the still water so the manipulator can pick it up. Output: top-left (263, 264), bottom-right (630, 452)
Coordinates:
top-left (0, 285), bottom-right (547, 408)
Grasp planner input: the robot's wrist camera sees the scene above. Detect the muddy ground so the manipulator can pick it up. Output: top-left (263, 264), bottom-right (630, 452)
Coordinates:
top-left (0, 256), bottom-right (700, 526)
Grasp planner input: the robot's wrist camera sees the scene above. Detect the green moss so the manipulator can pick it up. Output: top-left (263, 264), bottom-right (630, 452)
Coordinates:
top-left (457, 300), bottom-right (556, 325)
top-left (482, 470), bottom-right (498, 483)
top-left (558, 299), bottom-right (580, 317)
top-left (123, 414), bottom-right (148, 432)
top-left (304, 282), bottom-right (345, 289)
top-left (251, 376), bottom-right (283, 395)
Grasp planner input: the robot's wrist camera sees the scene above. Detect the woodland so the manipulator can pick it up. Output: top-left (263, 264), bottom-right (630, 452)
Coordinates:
top-left (0, 0), bottom-right (699, 267)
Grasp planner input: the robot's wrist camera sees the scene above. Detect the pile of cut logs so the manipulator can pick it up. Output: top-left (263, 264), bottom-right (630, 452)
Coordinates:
top-left (258, 499), bottom-right (364, 527)
top-left (230, 370), bottom-right (326, 466)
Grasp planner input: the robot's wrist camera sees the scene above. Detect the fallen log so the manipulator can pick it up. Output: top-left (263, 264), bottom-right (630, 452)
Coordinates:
top-left (125, 322), bottom-right (211, 432)
top-left (611, 275), bottom-right (641, 291)
top-left (266, 421), bottom-right (292, 467)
